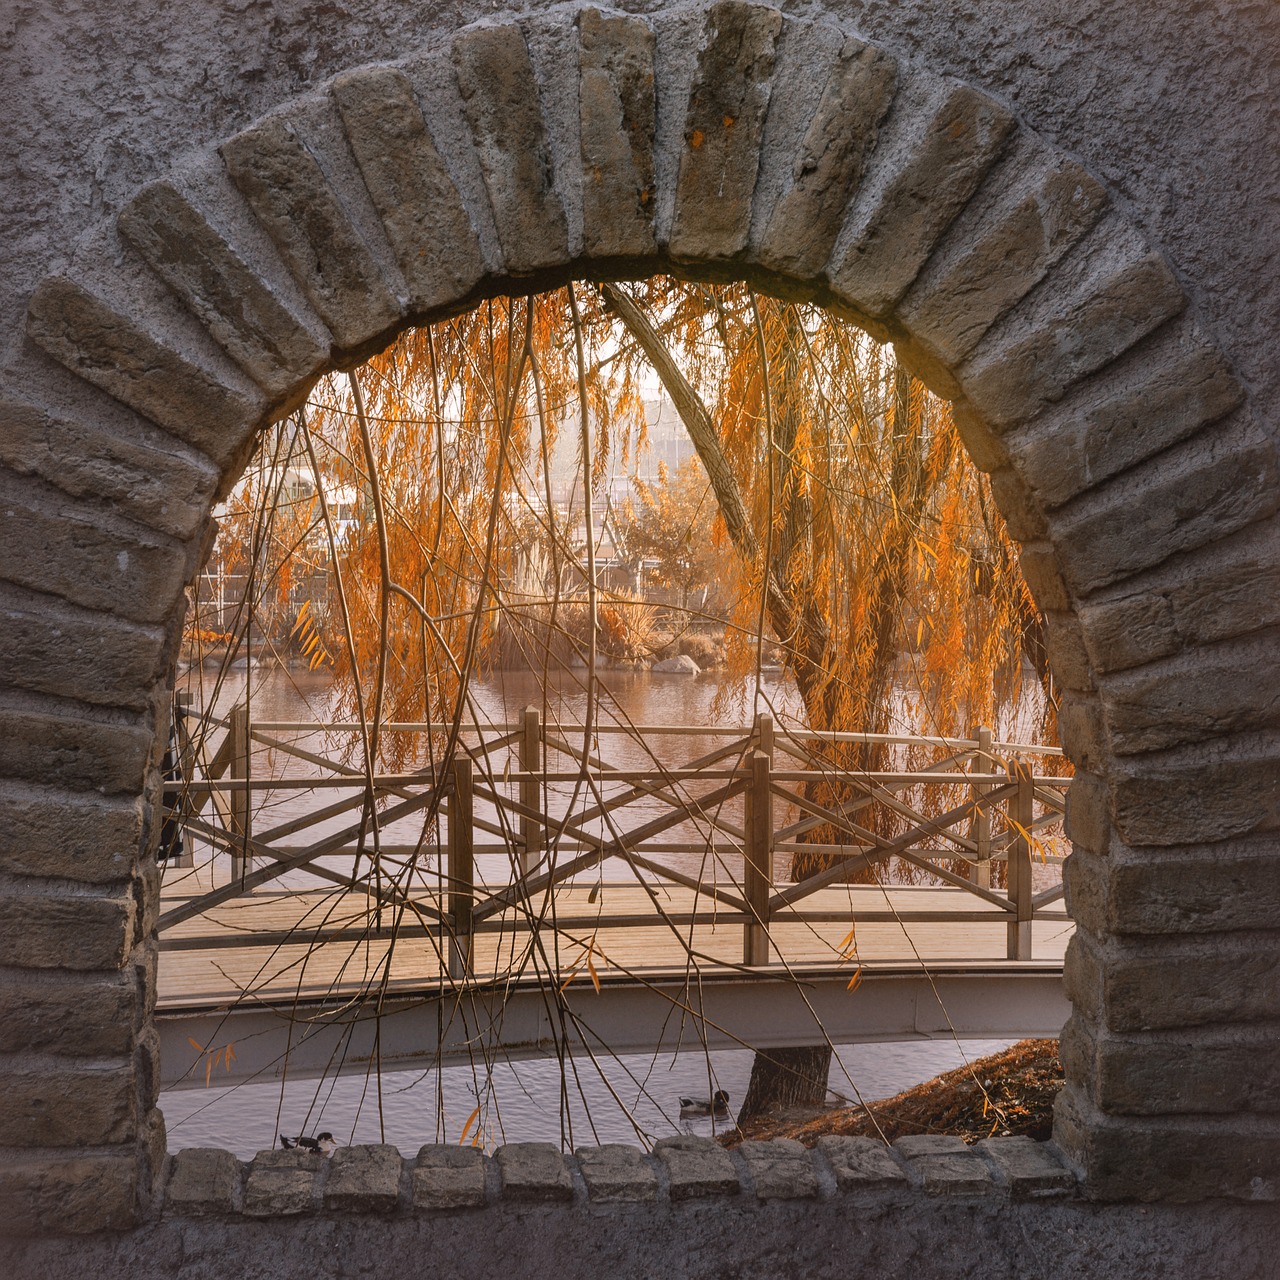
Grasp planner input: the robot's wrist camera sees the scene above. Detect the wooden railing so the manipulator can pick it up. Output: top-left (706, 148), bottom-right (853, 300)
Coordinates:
top-left (161, 701), bottom-right (1071, 969)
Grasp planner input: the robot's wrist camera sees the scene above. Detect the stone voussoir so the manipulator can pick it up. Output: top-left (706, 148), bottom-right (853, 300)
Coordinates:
top-left (830, 80), bottom-right (1015, 319)
top-left (453, 23), bottom-right (569, 276)
top-left (118, 178), bottom-right (332, 402)
top-left (668, 1), bottom-right (782, 262)
top-left (220, 113), bottom-right (403, 352)
top-left (753, 32), bottom-right (897, 280)
top-left (26, 276), bottom-right (265, 470)
top-left (333, 65), bottom-right (486, 314)
top-left (577, 8), bottom-right (658, 260)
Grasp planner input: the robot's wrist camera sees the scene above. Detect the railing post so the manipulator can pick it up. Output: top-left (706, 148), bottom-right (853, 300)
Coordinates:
top-left (169, 690), bottom-right (195, 868)
top-left (519, 705), bottom-right (542, 876)
top-left (228, 702), bottom-right (251, 884)
top-left (744, 746), bottom-right (773, 966)
top-left (972, 725), bottom-right (992, 889)
top-left (448, 755), bottom-right (475, 981)
top-left (1007, 759), bottom-right (1034, 960)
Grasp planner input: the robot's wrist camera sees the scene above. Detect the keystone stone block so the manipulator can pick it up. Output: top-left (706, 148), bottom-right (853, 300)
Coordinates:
top-left (454, 24), bottom-right (569, 274)
top-left (413, 1144), bottom-right (487, 1209)
top-left (119, 179), bottom-right (330, 400)
top-left (324, 1144), bottom-right (403, 1212)
top-left (0, 397), bottom-right (217, 543)
top-left (654, 1134), bottom-right (740, 1200)
top-left (495, 1142), bottom-right (573, 1202)
top-left (738, 1138), bottom-right (819, 1199)
top-left (816, 1135), bottom-right (907, 1190)
top-left (221, 114), bottom-right (402, 351)
top-left (976, 1137), bottom-right (1075, 1196)
top-left (575, 1143), bottom-right (659, 1202)
top-left (755, 35), bottom-right (897, 280)
top-left (578, 8), bottom-right (658, 259)
top-left (163, 1147), bottom-right (242, 1215)
top-left (26, 276), bottom-right (264, 469)
top-left (333, 67), bottom-right (485, 313)
top-left (243, 1147), bottom-right (323, 1217)
top-left (893, 1134), bottom-right (993, 1195)
top-left (832, 83), bottom-right (1014, 318)
top-left (669, 1), bottom-right (782, 261)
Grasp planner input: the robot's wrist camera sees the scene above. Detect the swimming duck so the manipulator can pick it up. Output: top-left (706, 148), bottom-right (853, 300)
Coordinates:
top-left (679, 1089), bottom-right (730, 1119)
top-left (279, 1131), bottom-right (337, 1156)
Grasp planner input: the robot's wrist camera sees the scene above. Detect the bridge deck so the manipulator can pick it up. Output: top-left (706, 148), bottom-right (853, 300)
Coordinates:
top-left (157, 875), bottom-right (1072, 1010)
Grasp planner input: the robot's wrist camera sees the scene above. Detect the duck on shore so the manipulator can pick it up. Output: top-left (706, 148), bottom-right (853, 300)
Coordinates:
top-left (279, 1131), bottom-right (337, 1156)
top-left (679, 1089), bottom-right (730, 1119)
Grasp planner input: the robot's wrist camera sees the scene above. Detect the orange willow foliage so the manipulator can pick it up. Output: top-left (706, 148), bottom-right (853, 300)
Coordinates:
top-left (204, 279), bottom-right (1054, 783)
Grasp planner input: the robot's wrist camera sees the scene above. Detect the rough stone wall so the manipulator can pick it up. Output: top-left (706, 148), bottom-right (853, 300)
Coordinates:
top-left (0, 0), bottom-right (1276, 1240)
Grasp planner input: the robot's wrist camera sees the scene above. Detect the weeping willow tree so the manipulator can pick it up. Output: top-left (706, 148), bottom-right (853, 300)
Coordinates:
top-left (189, 276), bottom-right (1059, 1136)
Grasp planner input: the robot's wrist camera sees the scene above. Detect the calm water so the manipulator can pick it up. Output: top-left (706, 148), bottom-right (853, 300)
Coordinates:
top-left (162, 661), bottom-right (1044, 1155)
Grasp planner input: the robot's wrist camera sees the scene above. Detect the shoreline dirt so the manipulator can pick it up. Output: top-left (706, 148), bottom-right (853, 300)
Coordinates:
top-left (722, 1038), bottom-right (1063, 1147)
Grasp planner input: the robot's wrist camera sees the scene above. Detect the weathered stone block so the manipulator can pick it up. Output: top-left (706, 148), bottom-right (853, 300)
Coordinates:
top-left (0, 1152), bottom-right (138, 1235)
top-left (1016, 544), bottom-right (1072, 613)
top-left (738, 1138), bottom-right (819, 1199)
top-left (904, 154), bottom-right (1108, 366)
top-left (0, 397), bottom-right (217, 543)
top-left (163, 1147), bottom-right (241, 1216)
top-left (1041, 610), bottom-right (1096, 692)
top-left (755, 35), bottom-right (896, 280)
top-left (413, 1144), bottom-right (487, 1209)
top-left (654, 1134), bottom-right (740, 1199)
top-left (578, 8), bottom-right (657, 260)
top-left (0, 585), bottom-right (169, 711)
top-left (1051, 421), bottom-right (1279, 598)
top-left (1056, 692), bottom-right (1109, 774)
top-left (893, 1134), bottom-right (993, 1195)
top-left (987, 467), bottom-right (1047, 540)
top-left (976, 1136), bottom-right (1075, 1196)
top-left (333, 66), bottom-right (485, 314)
top-left (815, 1135), bottom-right (907, 1190)
top-left (26, 276), bottom-right (264, 469)
top-left (0, 888), bottom-right (135, 970)
top-left (220, 114), bottom-right (402, 351)
top-left (1112, 753), bottom-right (1280, 846)
top-left (324, 1144), bottom-right (403, 1212)
top-left (0, 1057), bottom-right (135, 1146)
top-left (119, 179), bottom-right (330, 400)
top-left (1100, 635), bottom-right (1279, 756)
top-left (0, 781), bottom-right (141, 884)
top-left (1064, 772), bottom-right (1111, 855)
top-left (0, 966), bottom-right (141, 1056)
top-left (1006, 324), bottom-right (1244, 511)
top-left (1055, 1082), bottom-right (1280, 1202)
top-left (454, 24), bottom-right (568, 275)
top-left (831, 83), bottom-right (1014, 317)
top-left (243, 1147), bottom-right (323, 1217)
top-left (575, 1143), bottom-right (658, 1202)
top-left (961, 222), bottom-right (1187, 433)
top-left (669, 1), bottom-right (782, 261)
top-left (494, 1142), bottom-right (572, 1202)
top-left (1079, 516), bottom-right (1280, 675)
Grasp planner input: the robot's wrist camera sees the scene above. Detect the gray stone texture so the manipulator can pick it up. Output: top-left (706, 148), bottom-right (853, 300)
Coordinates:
top-left (242, 1148), bottom-right (323, 1218)
top-left (816, 1135), bottom-right (907, 1190)
top-left (453, 24), bottom-right (569, 274)
top-left (333, 67), bottom-right (486, 314)
top-left (575, 1143), bottom-right (658, 1202)
top-left (654, 1134), bottom-right (741, 1199)
top-left (737, 1138), bottom-right (819, 1199)
top-left (976, 1136), bottom-right (1076, 1196)
top-left (494, 1142), bottom-right (573, 1202)
top-left (324, 1144), bottom-right (403, 1213)
top-left (412, 1144), bottom-right (487, 1209)
top-left (894, 1134), bottom-right (995, 1195)
top-left (577, 9), bottom-right (658, 260)
top-left (162, 1148), bottom-right (241, 1216)
top-left (669, 1), bottom-right (781, 261)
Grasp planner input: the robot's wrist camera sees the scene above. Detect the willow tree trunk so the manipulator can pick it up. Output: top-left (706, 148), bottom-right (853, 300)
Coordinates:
top-left (736, 1045), bottom-right (834, 1128)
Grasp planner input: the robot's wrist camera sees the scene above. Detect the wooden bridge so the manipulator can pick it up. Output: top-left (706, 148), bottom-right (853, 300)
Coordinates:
top-left (157, 702), bottom-right (1073, 1088)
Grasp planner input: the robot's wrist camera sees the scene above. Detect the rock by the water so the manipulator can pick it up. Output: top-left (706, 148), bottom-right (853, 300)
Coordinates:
top-left (653, 654), bottom-right (700, 674)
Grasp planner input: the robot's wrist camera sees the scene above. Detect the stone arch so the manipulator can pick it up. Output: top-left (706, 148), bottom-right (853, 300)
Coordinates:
top-left (2, 2), bottom-right (1275, 1231)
